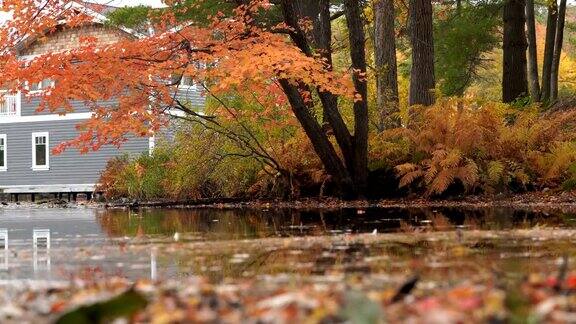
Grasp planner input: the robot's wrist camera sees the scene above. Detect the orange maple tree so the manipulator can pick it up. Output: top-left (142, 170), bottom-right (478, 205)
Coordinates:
top-left (0, 0), bottom-right (370, 197)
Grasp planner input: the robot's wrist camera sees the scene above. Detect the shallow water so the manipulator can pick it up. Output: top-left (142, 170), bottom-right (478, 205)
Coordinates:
top-left (0, 206), bottom-right (575, 283)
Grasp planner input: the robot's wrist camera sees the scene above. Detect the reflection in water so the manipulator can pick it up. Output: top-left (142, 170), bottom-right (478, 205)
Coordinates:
top-left (0, 228), bottom-right (7, 272)
top-left (151, 248), bottom-right (157, 281)
top-left (0, 228), bottom-right (7, 250)
top-left (33, 250), bottom-right (51, 275)
top-left (33, 229), bottom-right (51, 249)
top-left (33, 229), bottom-right (51, 277)
top-left (96, 207), bottom-right (576, 240)
top-left (0, 207), bottom-right (574, 282)
top-left (0, 250), bottom-right (7, 271)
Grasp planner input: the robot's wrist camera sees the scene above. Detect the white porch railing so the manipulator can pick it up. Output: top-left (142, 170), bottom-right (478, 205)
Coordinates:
top-left (0, 93), bottom-right (19, 117)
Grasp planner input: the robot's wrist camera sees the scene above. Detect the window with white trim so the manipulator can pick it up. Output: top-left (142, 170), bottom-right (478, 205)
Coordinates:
top-left (32, 132), bottom-right (49, 171)
top-left (0, 91), bottom-right (20, 117)
top-left (0, 134), bottom-right (6, 172)
top-left (171, 74), bottom-right (196, 88)
top-left (27, 79), bottom-right (55, 93)
top-left (180, 76), bottom-right (195, 88)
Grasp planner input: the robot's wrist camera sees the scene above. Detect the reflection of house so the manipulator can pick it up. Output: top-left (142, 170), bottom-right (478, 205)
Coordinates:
top-left (0, 1), bottom-right (204, 198)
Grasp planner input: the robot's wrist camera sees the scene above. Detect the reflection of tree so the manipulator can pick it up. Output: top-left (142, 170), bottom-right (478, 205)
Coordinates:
top-left (96, 207), bottom-right (576, 241)
top-left (95, 208), bottom-right (356, 240)
top-left (96, 209), bottom-right (274, 239)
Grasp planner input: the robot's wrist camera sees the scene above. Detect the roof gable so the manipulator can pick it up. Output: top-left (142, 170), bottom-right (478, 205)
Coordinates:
top-left (14, 0), bottom-right (145, 55)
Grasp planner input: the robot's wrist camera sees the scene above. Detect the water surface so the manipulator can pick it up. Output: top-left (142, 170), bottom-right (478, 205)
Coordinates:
top-left (0, 206), bottom-right (575, 283)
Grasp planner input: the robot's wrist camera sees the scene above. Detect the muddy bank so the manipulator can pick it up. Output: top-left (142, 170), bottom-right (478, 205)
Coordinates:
top-left (102, 191), bottom-right (576, 212)
top-left (3, 190), bottom-right (576, 211)
top-left (0, 200), bottom-right (99, 209)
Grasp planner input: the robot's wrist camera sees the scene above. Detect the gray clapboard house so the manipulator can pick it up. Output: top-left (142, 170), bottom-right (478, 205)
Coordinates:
top-left (0, 1), bottom-right (204, 197)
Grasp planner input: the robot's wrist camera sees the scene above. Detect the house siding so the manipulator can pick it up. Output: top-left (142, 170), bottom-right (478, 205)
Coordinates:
top-left (0, 119), bottom-right (149, 188)
top-left (0, 14), bottom-right (205, 194)
top-left (20, 96), bottom-right (108, 116)
top-left (175, 86), bottom-right (205, 111)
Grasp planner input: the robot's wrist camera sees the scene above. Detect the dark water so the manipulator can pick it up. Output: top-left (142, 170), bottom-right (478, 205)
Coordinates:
top-left (0, 206), bottom-right (574, 282)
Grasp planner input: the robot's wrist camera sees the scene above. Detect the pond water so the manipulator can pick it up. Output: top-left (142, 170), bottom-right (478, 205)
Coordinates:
top-left (0, 206), bottom-right (575, 283)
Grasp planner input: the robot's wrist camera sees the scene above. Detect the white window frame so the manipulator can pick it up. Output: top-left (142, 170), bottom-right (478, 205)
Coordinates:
top-left (170, 74), bottom-right (197, 90)
top-left (0, 134), bottom-right (6, 172)
top-left (26, 79), bottom-right (55, 95)
top-left (32, 132), bottom-right (50, 171)
top-left (149, 136), bottom-right (155, 155)
top-left (0, 90), bottom-right (22, 118)
top-left (179, 75), bottom-right (196, 89)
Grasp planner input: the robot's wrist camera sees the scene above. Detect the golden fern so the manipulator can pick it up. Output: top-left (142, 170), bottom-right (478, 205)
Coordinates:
top-left (396, 163), bottom-right (424, 188)
top-left (382, 98), bottom-right (576, 194)
top-left (542, 141), bottom-right (576, 181)
top-left (487, 160), bottom-right (505, 185)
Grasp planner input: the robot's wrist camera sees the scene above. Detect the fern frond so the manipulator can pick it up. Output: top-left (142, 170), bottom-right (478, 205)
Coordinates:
top-left (487, 160), bottom-right (505, 184)
top-left (456, 160), bottom-right (479, 188)
top-left (512, 168), bottom-right (530, 185)
top-left (440, 149), bottom-right (463, 168)
top-left (395, 163), bottom-right (420, 175)
top-left (427, 169), bottom-right (455, 195)
top-left (399, 170), bottom-right (425, 188)
top-left (424, 162), bottom-right (438, 184)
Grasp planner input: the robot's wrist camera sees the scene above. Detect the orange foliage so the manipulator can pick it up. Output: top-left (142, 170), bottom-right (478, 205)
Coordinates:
top-left (0, 0), bottom-right (356, 154)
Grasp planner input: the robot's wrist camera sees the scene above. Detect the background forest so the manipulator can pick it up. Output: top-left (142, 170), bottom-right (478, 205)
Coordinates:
top-left (98, 0), bottom-right (576, 201)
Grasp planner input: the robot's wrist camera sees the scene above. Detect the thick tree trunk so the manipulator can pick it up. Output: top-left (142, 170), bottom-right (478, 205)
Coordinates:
top-left (542, 1), bottom-right (558, 103)
top-left (314, 0), bottom-right (354, 166)
top-left (502, 0), bottom-right (528, 103)
top-left (293, 0), bottom-right (338, 127)
top-left (526, 0), bottom-right (540, 102)
top-left (551, 0), bottom-right (567, 102)
top-left (279, 79), bottom-right (353, 196)
top-left (408, 0), bottom-right (435, 106)
top-left (374, 0), bottom-right (400, 130)
top-left (280, 0), bottom-right (355, 173)
top-left (293, 0), bottom-right (326, 50)
top-left (344, 0), bottom-right (369, 197)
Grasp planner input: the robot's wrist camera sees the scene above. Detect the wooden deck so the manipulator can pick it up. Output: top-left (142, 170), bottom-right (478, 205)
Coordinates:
top-left (0, 184), bottom-right (96, 194)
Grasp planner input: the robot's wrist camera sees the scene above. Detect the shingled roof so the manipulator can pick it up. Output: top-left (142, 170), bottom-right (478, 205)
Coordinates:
top-left (78, 1), bottom-right (118, 15)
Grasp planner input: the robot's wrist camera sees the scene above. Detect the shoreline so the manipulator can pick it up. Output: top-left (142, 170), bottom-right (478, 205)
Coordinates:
top-left (2, 190), bottom-right (576, 211)
top-left (103, 190), bottom-right (576, 211)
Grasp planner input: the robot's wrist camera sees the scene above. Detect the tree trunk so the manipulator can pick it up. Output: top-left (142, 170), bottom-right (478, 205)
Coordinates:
top-left (279, 79), bottom-right (353, 196)
top-left (408, 0), bottom-right (435, 106)
top-left (502, 0), bottom-right (528, 103)
top-left (314, 0), bottom-right (353, 162)
top-left (279, 0), bottom-right (366, 198)
top-left (280, 0), bottom-right (355, 174)
top-left (293, 0), bottom-right (325, 50)
top-left (344, 0), bottom-right (369, 197)
top-left (542, 1), bottom-right (558, 103)
top-left (293, 0), bottom-right (340, 127)
top-left (526, 0), bottom-right (540, 102)
top-left (551, 0), bottom-right (567, 102)
top-left (374, 0), bottom-right (400, 130)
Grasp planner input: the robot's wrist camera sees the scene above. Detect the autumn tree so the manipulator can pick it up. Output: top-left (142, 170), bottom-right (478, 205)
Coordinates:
top-left (0, 0), bottom-right (373, 198)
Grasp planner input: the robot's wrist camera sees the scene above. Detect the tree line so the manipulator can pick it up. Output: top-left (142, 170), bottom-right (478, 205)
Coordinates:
top-left (1, 0), bottom-right (574, 199)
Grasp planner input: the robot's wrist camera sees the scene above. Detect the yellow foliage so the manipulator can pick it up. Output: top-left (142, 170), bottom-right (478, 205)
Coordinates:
top-left (373, 98), bottom-right (576, 195)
